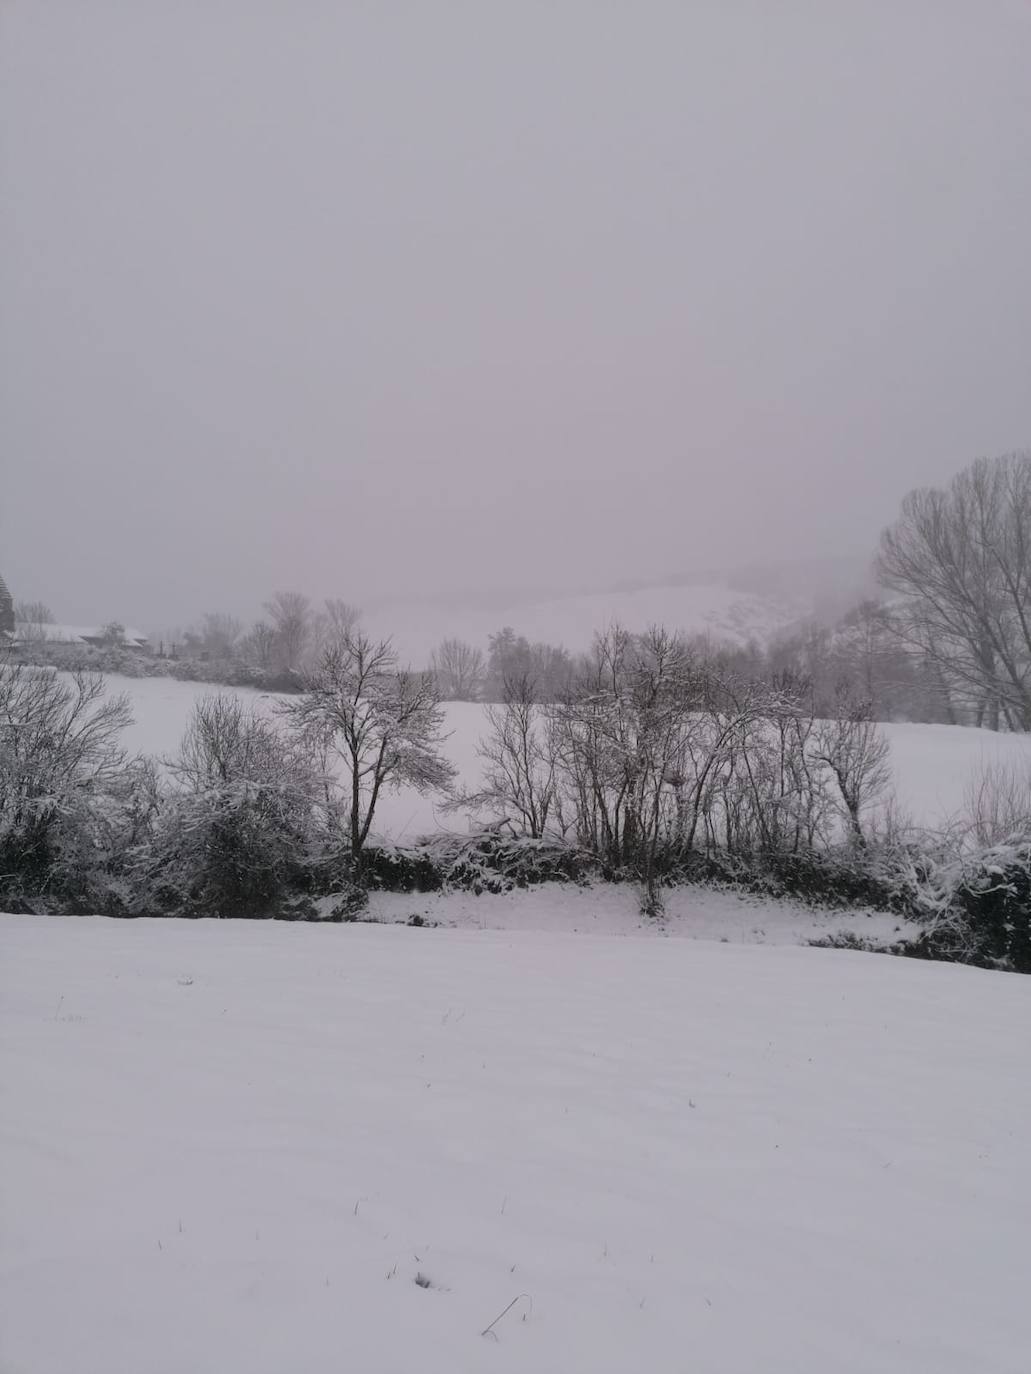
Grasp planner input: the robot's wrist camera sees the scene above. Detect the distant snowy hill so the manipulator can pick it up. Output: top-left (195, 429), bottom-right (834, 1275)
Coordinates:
top-left (366, 580), bottom-right (807, 666)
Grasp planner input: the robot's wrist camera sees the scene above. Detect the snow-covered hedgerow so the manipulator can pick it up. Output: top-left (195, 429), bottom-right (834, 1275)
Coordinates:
top-left (4, 651), bottom-right (1029, 970)
top-left (12, 642), bottom-right (303, 693)
top-left (903, 841), bottom-right (1031, 973)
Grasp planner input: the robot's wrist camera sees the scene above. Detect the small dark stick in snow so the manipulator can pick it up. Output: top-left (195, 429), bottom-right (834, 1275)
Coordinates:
top-left (481, 1293), bottom-right (532, 1340)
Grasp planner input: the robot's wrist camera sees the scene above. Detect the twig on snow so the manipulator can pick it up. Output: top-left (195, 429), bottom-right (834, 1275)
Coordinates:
top-left (481, 1293), bottom-right (532, 1340)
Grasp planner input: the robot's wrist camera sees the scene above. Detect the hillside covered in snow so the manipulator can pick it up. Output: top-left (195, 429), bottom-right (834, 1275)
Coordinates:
top-left (363, 578), bottom-right (809, 667)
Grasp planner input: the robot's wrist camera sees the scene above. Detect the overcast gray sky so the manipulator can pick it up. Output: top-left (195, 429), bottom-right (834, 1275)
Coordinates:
top-left (2, 1), bottom-right (1029, 628)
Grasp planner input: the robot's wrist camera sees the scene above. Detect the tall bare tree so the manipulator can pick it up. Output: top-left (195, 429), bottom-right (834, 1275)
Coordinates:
top-left (14, 601), bottom-right (54, 625)
top-left (13, 601), bottom-right (54, 645)
top-left (454, 673), bottom-right (561, 837)
top-left (200, 612), bottom-right (243, 659)
top-left (281, 630), bottom-right (456, 864)
top-left (310, 599), bottom-right (362, 658)
top-left (431, 637), bottom-right (485, 700)
top-left (239, 620), bottom-right (277, 669)
top-left (264, 591), bottom-right (312, 672)
top-left (812, 690), bottom-right (892, 846)
top-left (878, 452), bottom-right (1031, 730)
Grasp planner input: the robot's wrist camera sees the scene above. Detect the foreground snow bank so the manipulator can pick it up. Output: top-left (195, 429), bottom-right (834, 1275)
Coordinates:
top-left (2, 916), bottom-right (1029, 1374)
top-left (363, 880), bottom-right (918, 947)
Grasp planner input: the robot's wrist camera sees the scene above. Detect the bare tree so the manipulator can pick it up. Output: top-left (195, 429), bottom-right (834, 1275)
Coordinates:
top-left (549, 625), bottom-right (746, 910)
top-left (281, 630), bottom-right (456, 865)
top-left (431, 637), bottom-right (485, 700)
top-left (0, 661), bottom-right (133, 897)
top-left (239, 620), bottom-right (277, 669)
top-left (812, 690), bottom-right (892, 847)
top-left (310, 599), bottom-right (362, 658)
top-left (14, 600), bottom-right (54, 626)
top-left (718, 685), bottom-right (832, 856)
top-left (200, 612), bottom-right (244, 659)
top-left (878, 452), bottom-right (1031, 730)
top-left (455, 673), bottom-right (561, 837)
top-left (323, 598), bottom-right (361, 639)
top-left (13, 601), bottom-right (54, 646)
top-left (962, 758), bottom-right (1031, 847)
top-left (264, 591), bottom-right (312, 672)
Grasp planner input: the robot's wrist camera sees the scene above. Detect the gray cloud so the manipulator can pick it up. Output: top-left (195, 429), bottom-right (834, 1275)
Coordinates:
top-left (2, 1), bottom-right (1030, 628)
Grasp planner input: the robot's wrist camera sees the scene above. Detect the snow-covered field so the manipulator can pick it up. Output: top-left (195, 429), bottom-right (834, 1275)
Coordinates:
top-left (363, 881), bottom-right (918, 948)
top-left (106, 674), bottom-right (1031, 841)
top-left (2, 915), bottom-right (1028, 1374)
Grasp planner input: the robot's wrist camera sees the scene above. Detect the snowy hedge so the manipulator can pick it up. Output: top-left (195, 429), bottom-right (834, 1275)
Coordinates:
top-left (2, 655), bottom-right (1029, 972)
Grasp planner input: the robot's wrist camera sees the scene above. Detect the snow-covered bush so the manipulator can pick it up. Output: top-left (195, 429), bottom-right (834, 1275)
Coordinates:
top-left (904, 840), bottom-right (1031, 973)
top-left (426, 831), bottom-right (597, 893)
top-left (0, 660), bottom-right (137, 909)
top-left (13, 643), bottom-right (170, 679)
top-left (145, 694), bottom-right (324, 918)
top-left (347, 832), bottom-right (598, 896)
top-left (11, 642), bottom-right (305, 694)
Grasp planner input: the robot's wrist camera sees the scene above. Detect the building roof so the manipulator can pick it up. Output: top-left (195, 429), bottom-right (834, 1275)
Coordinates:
top-left (13, 623), bottom-right (150, 648)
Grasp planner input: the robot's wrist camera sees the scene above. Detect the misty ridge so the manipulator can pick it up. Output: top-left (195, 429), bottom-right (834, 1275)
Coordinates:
top-left (7, 451), bottom-right (1030, 734)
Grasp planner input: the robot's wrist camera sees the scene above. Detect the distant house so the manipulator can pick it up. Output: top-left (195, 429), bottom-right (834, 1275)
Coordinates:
top-left (0, 574), bottom-right (14, 636)
top-left (12, 623), bottom-right (151, 652)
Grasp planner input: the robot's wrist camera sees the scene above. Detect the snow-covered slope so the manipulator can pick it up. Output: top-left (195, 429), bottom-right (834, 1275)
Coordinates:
top-left (363, 880), bottom-right (917, 947)
top-left (2, 915), bottom-right (1027, 1374)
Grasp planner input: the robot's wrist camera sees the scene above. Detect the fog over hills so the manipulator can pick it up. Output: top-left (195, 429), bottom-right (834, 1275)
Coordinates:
top-left (358, 554), bottom-right (871, 667)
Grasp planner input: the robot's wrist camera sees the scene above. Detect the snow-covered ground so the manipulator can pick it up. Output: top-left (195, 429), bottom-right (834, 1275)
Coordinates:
top-left (106, 674), bottom-right (1031, 841)
top-left (2, 914), bottom-right (1028, 1374)
top-left (363, 881), bottom-right (918, 948)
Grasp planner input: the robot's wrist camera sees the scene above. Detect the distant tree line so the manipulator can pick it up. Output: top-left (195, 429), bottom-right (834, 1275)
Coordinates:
top-left (440, 451), bottom-right (1031, 732)
top-left (11, 452), bottom-right (1028, 731)
top-left (2, 613), bottom-right (1028, 969)
top-left (0, 627), bottom-right (455, 921)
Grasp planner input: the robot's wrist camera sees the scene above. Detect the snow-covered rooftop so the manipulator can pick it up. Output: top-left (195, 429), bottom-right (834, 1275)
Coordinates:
top-left (13, 622), bottom-right (150, 647)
